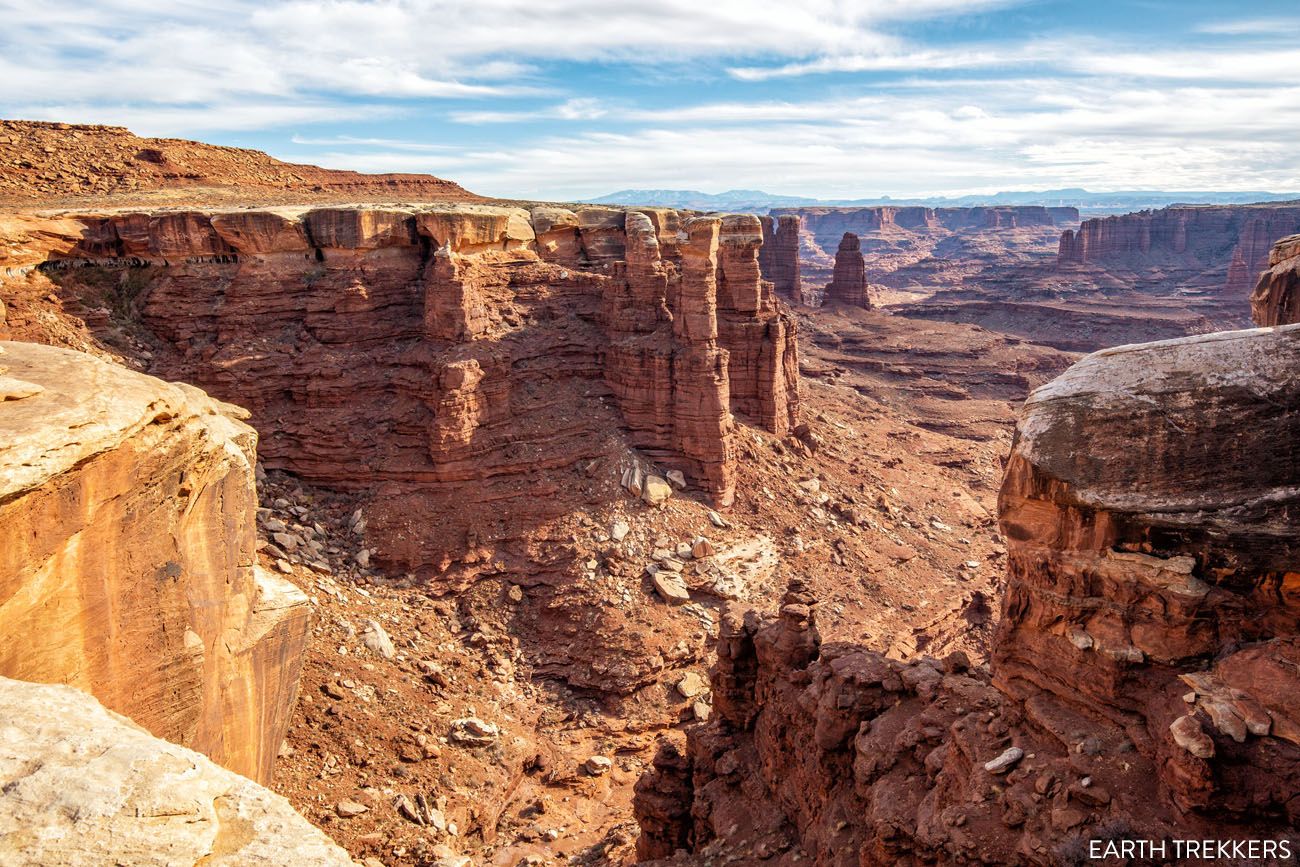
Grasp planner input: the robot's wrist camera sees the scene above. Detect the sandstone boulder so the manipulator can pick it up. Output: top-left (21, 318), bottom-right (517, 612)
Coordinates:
top-left (0, 676), bottom-right (356, 866)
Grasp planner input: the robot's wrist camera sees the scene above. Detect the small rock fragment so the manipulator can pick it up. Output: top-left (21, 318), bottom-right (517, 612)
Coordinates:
top-left (983, 746), bottom-right (1024, 774)
top-left (335, 799), bottom-right (369, 818)
top-left (651, 571), bottom-right (690, 605)
top-left (584, 755), bottom-right (613, 776)
top-left (1169, 714), bottom-right (1215, 759)
top-left (361, 619), bottom-right (396, 659)
top-left (676, 671), bottom-right (708, 698)
top-left (642, 475), bottom-right (672, 506)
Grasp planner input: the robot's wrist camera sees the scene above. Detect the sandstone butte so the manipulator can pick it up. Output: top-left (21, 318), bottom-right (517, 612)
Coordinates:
top-left (636, 324), bottom-right (1300, 863)
top-left (0, 340), bottom-right (311, 785)
top-left (5, 205), bottom-right (799, 596)
top-left (823, 231), bottom-right (871, 308)
top-left (757, 213), bottom-right (804, 305)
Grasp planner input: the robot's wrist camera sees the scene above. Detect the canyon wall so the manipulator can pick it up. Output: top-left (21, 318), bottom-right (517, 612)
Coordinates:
top-left (636, 325), bottom-right (1300, 864)
top-left (0, 340), bottom-right (310, 784)
top-left (0, 676), bottom-right (356, 866)
top-left (20, 204), bottom-right (799, 590)
top-left (1250, 233), bottom-right (1300, 326)
top-left (823, 232), bottom-right (870, 308)
top-left (1058, 204), bottom-right (1300, 298)
top-left (774, 205), bottom-right (1077, 254)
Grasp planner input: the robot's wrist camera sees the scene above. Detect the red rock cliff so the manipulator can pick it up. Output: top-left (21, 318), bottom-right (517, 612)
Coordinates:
top-left (636, 325), bottom-right (1300, 864)
top-left (1250, 233), bottom-right (1300, 325)
top-left (0, 341), bottom-right (310, 785)
top-left (1058, 204), bottom-right (1300, 300)
top-left (15, 204), bottom-right (799, 605)
top-left (758, 214), bottom-right (804, 306)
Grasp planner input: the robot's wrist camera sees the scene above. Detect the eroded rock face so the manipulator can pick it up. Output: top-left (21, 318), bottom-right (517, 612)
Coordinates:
top-left (22, 203), bottom-right (799, 625)
top-left (1059, 205), bottom-right (1300, 301)
top-left (776, 205), bottom-right (1072, 247)
top-left (1250, 233), bottom-right (1300, 325)
top-left (0, 676), bottom-right (356, 866)
top-left (758, 214), bottom-right (803, 306)
top-left (997, 326), bottom-right (1300, 817)
top-left (824, 232), bottom-right (870, 308)
top-left (0, 341), bottom-right (310, 784)
top-left (637, 326), bottom-right (1300, 863)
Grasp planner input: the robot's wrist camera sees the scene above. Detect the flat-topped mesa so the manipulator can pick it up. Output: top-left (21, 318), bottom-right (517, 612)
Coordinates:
top-left (19, 204), bottom-right (799, 599)
top-left (1058, 204), bottom-right (1300, 299)
top-left (772, 204), bottom-right (1075, 251)
top-left (637, 325), bottom-right (1300, 862)
top-left (1249, 233), bottom-right (1300, 325)
top-left (0, 341), bottom-right (310, 785)
top-left (758, 214), bottom-right (803, 305)
top-left (823, 231), bottom-right (871, 308)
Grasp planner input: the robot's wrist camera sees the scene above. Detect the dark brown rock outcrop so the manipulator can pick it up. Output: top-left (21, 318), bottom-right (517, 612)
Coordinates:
top-left (637, 325), bottom-right (1300, 864)
top-left (1250, 233), bottom-right (1300, 325)
top-left (823, 232), bottom-right (870, 308)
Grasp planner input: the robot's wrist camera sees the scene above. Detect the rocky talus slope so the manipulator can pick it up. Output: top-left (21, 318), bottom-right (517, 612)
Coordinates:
top-left (0, 676), bottom-right (356, 866)
top-left (1250, 233), bottom-right (1300, 325)
top-left (0, 340), bottom-right (310, 784)
top-left (636, 325), bottom-right (1300, 864)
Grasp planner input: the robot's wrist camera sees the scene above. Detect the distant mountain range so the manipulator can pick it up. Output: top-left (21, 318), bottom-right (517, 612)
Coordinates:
top-left (590, 188), bottom-right (1300, 214)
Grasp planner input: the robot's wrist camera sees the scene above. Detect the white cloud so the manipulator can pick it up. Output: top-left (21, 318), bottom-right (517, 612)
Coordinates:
top-left (2, 0), bottom-right (1298, 197)
top-left (1196, 18), bottom-right (1300, 35)
top-left (287, 78), bottom-right (1300, 199)
top-left (451, 98), bottom-right (610, 125)
top-left (0, 0), bottom-right (1017, 114)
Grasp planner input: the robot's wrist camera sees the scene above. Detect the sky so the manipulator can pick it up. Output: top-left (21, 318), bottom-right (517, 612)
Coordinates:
top-left (2, 0), bottom-right (1299, 200)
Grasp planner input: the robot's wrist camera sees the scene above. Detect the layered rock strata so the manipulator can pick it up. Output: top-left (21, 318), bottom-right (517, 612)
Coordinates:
top-left (775, 205), bottom-right (1075, 247)
top-left (0, 340), bottom-right (310, 784)
top-left (823, 232), bottom-right (870, 308)
top-left (20, 204), bottom-right (799, 585)
top-left (1250, 233), bottom-right (1300, 325)
top-left (1059, 204), bottom-right (1300, 299)
top-left (637, 326), bottom-right (1300, 863)
top-left (758, 214), bottom-right (804, 305)
top-left (0, 676), bottom-right (356, 866)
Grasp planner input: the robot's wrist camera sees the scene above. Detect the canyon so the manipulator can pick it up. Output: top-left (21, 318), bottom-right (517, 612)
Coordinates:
top-left (772, 200), bottom-right (1300, 353)
top-left (637, 324), bottom-right (1300, 864)
top-left (2, 120), bottom-right (1298, 867)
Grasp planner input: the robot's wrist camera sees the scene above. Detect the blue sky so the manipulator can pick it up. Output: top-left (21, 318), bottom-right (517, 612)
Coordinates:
top-left (2, 0), bottom-right (1299, 200)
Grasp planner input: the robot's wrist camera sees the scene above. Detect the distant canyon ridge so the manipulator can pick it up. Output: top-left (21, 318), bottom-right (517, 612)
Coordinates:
top-left (592, 187), bottom-right (1300, 215)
